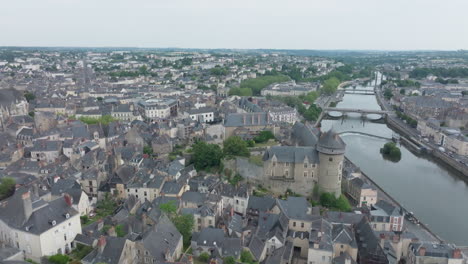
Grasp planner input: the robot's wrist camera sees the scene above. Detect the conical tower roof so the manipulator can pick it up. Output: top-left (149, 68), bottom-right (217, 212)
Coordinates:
top-left (316, 128), bottom-right (346, 155)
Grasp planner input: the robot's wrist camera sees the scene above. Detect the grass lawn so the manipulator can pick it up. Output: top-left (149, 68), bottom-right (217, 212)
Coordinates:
top-left (248, 155), bottom-right (263, 166)
top-left (254, 140), bottom-right (278, 148)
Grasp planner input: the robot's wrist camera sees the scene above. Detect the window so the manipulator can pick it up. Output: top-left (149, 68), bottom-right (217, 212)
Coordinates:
top-left (144, 191), bottom-right (147, 196)
top-left (304, 163), bottom-right (308, 168)
top-left (285, 170), bottom-right (289, 177)
top-left (304, 172), bottom-right (307, 177)
top-left (301, 222), bottom-right (304, 228)
top-left (273, 162), bottom-right (276, 167)
top-left (293, 222), bottom-right (296, 227)
top-left (329, 157), bottom-right (333, 162)
top-left (286, 162), bottom-right (289, 166)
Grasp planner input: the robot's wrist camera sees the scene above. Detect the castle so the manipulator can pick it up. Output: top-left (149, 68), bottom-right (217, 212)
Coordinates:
top-left (262, 122), bottom-right (345, 197)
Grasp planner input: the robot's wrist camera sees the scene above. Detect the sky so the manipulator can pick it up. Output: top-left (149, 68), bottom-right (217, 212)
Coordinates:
top-left (1, 0), bottom-right (467, 50)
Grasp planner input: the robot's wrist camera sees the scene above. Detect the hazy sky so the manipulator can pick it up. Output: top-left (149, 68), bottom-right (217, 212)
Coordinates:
top-left (1, 0), bottom-right (467, 50)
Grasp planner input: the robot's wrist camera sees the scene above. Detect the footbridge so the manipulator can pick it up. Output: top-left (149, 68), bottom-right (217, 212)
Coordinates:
top-left (338, 131), bottom-right (393, 140)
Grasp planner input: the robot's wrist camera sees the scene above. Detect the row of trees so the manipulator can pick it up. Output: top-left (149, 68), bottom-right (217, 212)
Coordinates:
top-left (229, 74), bottom-right (290, 96)
top-left (410, 67), bottom-right (468, 79)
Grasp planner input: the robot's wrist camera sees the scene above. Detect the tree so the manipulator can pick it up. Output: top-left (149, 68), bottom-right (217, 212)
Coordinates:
top-left (0, 177), bottom-right (15, 200)
top-left (383, 88), bottom-right (393, 100)
top-left (380, 142), bottom-right (401, 162)
top-left (321, 77), bottom-right (340, 95)
top-left (224, 136), bottom-right (250, 157)
top-left (199, 252), bottom-right (211, 262)
top-left (191, 141), bottom-right (224, 170)
top-left (224, 256), bottom-right (236, 264)
top-left (115, 224), bottom-right (126, 237)
top-left (399, 88), bottom-right (406, 95)
top-left (24, 92), bottom-right (35, 102)
top-left (48, 254), bottom-right (70, 264)
top-left (173, 214), bottom-right (194, 247)
top-left (253, 131), bottom-right (275, 143)
top-left (159, 201), bottom-right (178, 215)
top-left (240, 250), bottom-right (255, 264)
top-left (319, 193), bottom-right (351, 211)
top-left (143, 145), bottom-right (153, 155)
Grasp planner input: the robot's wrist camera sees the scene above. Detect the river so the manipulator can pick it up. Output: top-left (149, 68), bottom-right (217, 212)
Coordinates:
top-left (321, 78), bottom-right (468, 246)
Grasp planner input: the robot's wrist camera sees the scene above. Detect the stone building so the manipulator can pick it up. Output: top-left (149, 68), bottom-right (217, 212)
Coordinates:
top-left (262, 124), bottom-right (345, 197)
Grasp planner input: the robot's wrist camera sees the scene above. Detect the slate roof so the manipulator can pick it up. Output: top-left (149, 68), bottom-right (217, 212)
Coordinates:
top-left (291, 122), bottom-right (320, 147)
top-left (224, 112), bottom-right (271, 127)
top-left (247, 196), bottom-right (276, 213)
top-left (141, 215), bottom-right (182, 261)
top-left (372, 200), bottom-right (402, 217)
top-left (263, 146), bottom-right (318, 163)
top-left (277, 197), bottom-right (312, 221)
top-left (0, 188), bottom-right (79, 235)
top-left (317, 129), bottom-right (346, 154)
top-left (82, 237), bottom-right (128, 264)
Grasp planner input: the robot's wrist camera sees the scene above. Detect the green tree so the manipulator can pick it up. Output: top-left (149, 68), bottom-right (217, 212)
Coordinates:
top-left (253, 131), bottom-right (275, 143)
top-left (24, 92), bottom-right (35, 102)
top-left (0, 177), bottom-right (15, 200)
top-left (48, 254), bottom-right (70, 264)
top-left (115, 224), bottom-right (126, 237)
top-left (224, 256), bottom-right (236, 264)
top-left (240, 249), bottom-right (255, 264)
top-left (143, 145), bottom-right (153, 155)
top-left (380, 142), bottom-right (402, 162)
top-left (159, 201), bottom-right (178, 215)
top-left (224, 136), bottom-right (250, 157)
top-left (191, 141), bottom-right (224, 170)
top-left (173, 214), bottom-right (194, 247)
top-left (321, 77), bottom-right (340, 95)
top-left (199, 252), bottom-right (211, 262)
top-left (383, 88), bottom-right (393, 100)
top-left (399, 88), bottom-right (406, 95)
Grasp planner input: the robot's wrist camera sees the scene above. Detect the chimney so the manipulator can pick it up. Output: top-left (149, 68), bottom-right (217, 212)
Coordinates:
top-left (98, 236), bottom-right (106, 254)
top-left (419, 247), bottom-right (426, 256)
top-left (164, 248), bottom-right (170, 261)
top-left (453, 248), bottom-right (462, 259)
top-left (64, 193), bottom-right (73, 207)
top-left (188, 255), bottom-right (194, 264)
top-left (344, 256), bottom-right (351, 264)
top-left (379, 233), bottom-right (385, 248)
top-left (230, 207), bottom-right (234, 217)
top-left (107, 226), bottom-right (116, 237)
top-left (22, 191), bottom-right (33, 220)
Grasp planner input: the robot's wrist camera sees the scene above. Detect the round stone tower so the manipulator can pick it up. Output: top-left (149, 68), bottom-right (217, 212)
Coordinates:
top-left (316, 129), bottom-right (346, 198)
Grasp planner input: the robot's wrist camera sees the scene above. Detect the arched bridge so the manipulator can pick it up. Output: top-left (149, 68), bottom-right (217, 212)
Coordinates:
top-left (323, 107), bottom-right (391, 115)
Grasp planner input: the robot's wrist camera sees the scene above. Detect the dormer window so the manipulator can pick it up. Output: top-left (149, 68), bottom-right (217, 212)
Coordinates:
top-left (65, 213), bottom-right (70, 219)
top-left (50, 220), bottom-right (57, 226)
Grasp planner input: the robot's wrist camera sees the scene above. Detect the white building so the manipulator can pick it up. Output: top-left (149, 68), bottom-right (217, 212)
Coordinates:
top-left (137, 98), bottom-right (178, 121)
top-left (0, 189), bottom-right (82, 262)
top-left (187, 107), bottom-right (215, 123)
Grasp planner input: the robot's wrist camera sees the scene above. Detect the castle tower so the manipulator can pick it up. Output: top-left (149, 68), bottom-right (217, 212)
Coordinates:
top-left (316, 129), bottom-right (346, 198)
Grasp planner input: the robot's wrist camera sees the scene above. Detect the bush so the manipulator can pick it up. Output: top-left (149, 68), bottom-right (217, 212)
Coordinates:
top-left (253, 131), bottom-right (275, 144)
top-left (48, 254), bottom-right (70, 264)
top-left (319, 193), bottom-right (352, 211)
top-left (0, 177), bottom-right (15, 200)
top-left (199, 252), bottom-right (211, 262)
top-left (240, 249), bottom-right (255, 264)
top-left (224, 256), bottom-right (236, 264)
top-left (380, 142), bottom-right (401, 162)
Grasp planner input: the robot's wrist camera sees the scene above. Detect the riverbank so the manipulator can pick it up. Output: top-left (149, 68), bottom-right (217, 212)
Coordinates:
top-left (344, 157), bottom-right (443, 243)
